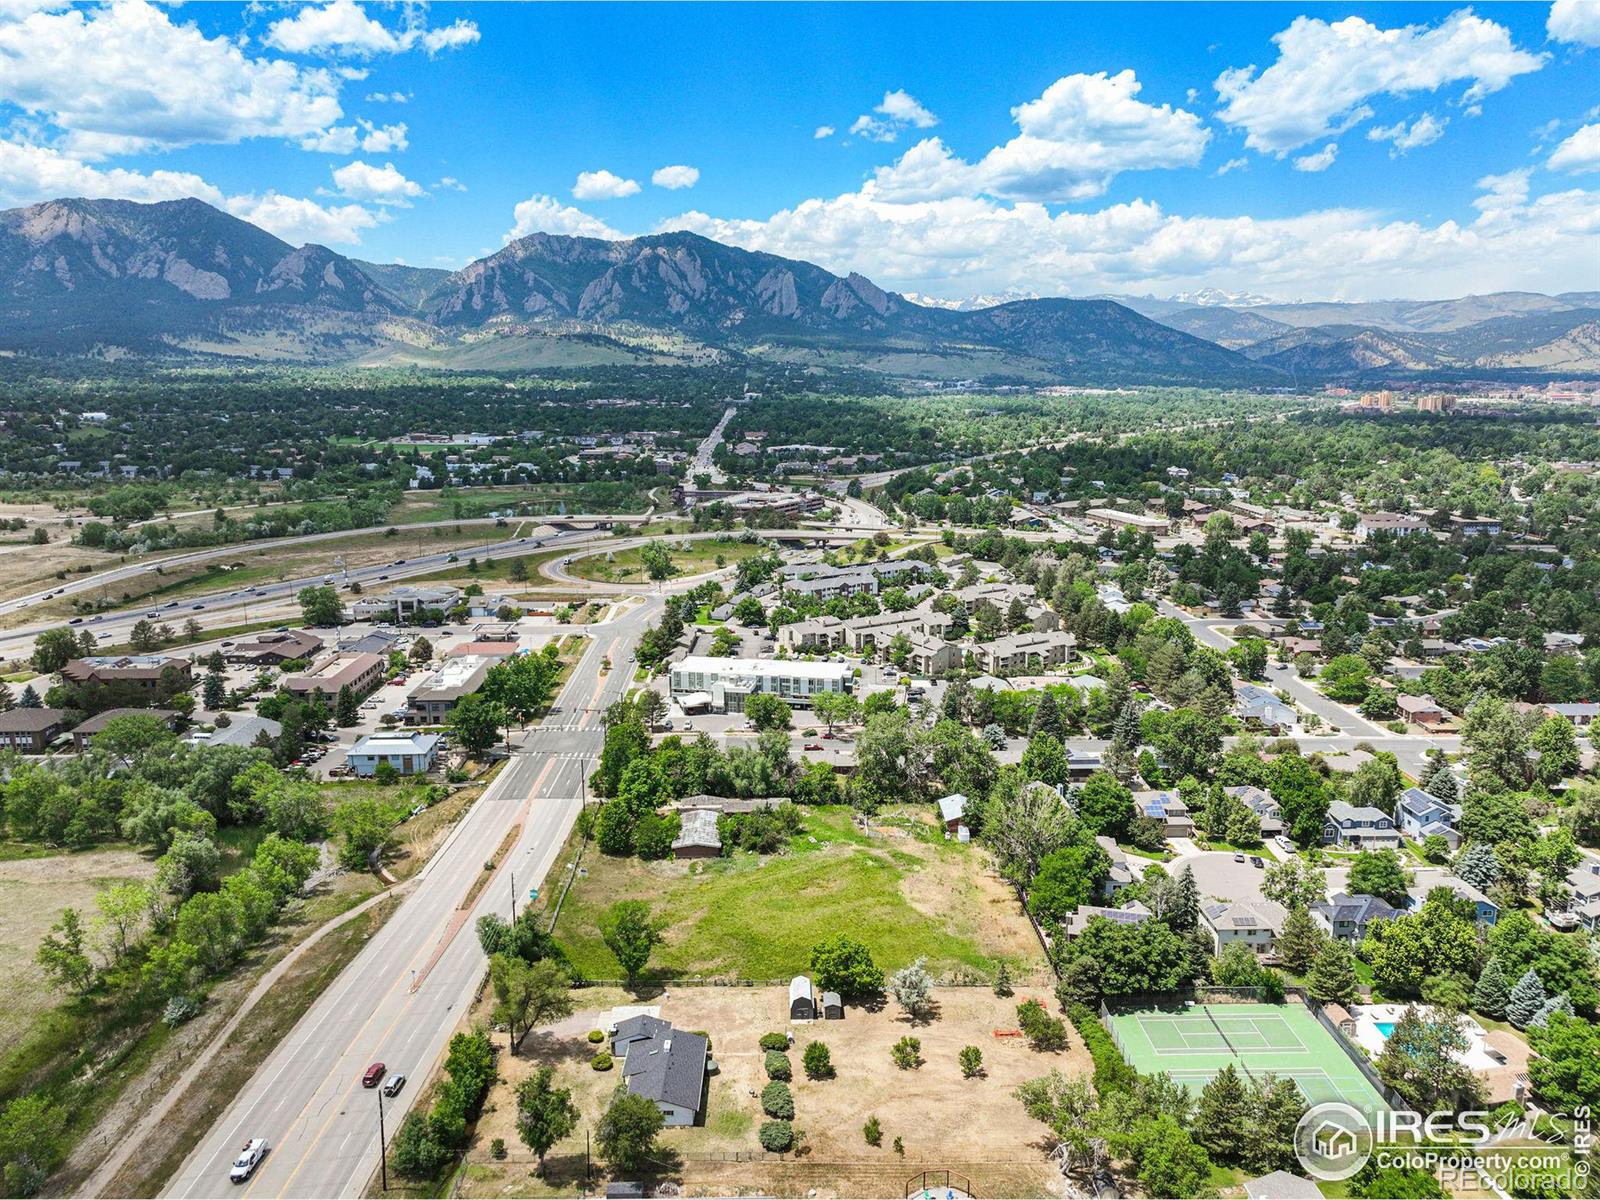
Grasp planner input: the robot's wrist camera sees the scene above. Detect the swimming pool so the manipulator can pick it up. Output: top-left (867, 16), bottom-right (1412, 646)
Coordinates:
top-left (1374, 1021), bottom-right (1397, 1038)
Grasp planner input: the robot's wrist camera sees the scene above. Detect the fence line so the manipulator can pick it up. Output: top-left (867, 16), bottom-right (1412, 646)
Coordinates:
top-left (570, 973), bottom-right (1054, 990)
top-left (1302, 995), bottom-right (1415, 1115)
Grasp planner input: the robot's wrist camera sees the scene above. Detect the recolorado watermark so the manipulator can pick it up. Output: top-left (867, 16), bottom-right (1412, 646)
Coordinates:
top-left (1293, 1101), bottom-right (1594, 1191)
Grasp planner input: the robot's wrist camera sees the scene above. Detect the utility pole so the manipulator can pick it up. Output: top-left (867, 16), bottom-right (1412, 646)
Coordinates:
top-left (377, 1086), bottom-right (388, 1191)
top-left (510, 866), bottom-right (517, 922)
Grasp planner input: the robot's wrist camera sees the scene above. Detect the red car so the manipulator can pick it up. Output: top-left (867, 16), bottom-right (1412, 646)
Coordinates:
top-left (803, 743), bottom-right (824, 751)
top-left (362, 1062), bottom-right (387, 1088)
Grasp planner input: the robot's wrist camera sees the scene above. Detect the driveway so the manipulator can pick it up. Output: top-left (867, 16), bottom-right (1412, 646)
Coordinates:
top-left (1174, 849), bottom-right (1271, 903)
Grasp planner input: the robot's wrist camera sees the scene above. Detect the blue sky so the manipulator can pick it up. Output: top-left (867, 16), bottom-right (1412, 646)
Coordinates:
top-left (1, 1), bottom-right (1597, 301)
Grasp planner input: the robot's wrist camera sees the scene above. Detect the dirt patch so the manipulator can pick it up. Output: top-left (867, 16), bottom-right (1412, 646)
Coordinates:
top-left (462, 986), bottom-right (1086, 1199)
top-left (0, 847), bottom-right (158, 1055)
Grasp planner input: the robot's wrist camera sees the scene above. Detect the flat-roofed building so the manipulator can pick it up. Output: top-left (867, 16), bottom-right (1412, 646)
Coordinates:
top-left (1355, 512), bottom-right (1429, 540)
top-left (350, 585), bottom-right (461, 622)
top-left (669, 655), bottom-right (851, 714)
top-left (347, 731), bottom-right (439, 777)
top-left (285, 652), bottom-right (385, 708)
top-left (1085, 508), bottom-right (1171, 532)
top-left (406, 655), bottom-right (491, 724)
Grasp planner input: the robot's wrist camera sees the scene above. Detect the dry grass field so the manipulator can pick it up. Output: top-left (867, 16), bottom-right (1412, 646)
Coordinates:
top-left (0, 846), bottom-right (159, 1055)
top-left (460, 984), bottom-right (1080, 1199)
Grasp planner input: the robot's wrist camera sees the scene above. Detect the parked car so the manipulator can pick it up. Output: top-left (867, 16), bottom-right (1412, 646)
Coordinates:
top-left (1233, 852), bottom-right (1246, 864)
top-left (1249, 856), bottom-right (1265, 868)
top-left (803, 743), bottom-right (824, 751)
top-left (362, 1062), bottom-right (386, 1088)
top-left (382, 1073), bottom-right (407, 1098)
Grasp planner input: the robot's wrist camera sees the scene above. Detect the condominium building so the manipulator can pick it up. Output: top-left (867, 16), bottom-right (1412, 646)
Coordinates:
top-left (669, 656), bottom-right (851, 713)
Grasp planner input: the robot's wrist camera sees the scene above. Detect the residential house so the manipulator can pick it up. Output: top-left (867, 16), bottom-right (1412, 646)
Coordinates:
top-left (1224, 785), bottom-right (1283, 837)
top-left (1202, 899), bottom-right (1288, 957)
top-left (1322, 800), bottom-right (1402, 849)
top-left (1096, 835), bottom-right (1135, 897)
top-left (1396, 787), bottom-right (1462, 850)
top-left (613, 1020), bottom-right (708, 1126)
top-left (1132, 790), bottom-right (1195, 838)
top-left (1063, 900), bottom-right (1151, 940)
top-left (1543, 702), bottom-right (1600, 730)
top-left (1404, 871), bottom-right (1498, 926)
top-left (1235, 684), bottom-right (1296, 732)
top-left (1563, 858), bottom-right (1600, 932)
top-left (1311, 892), bottom-right (1401, 942)
top-left (1396, 694), bottom-right (1447, 727)
top-left (346, 731), bottom-right (439, 777)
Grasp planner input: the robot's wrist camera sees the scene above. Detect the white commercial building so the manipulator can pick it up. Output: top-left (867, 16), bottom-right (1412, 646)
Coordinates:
top-left (669, 655), bottom-right (851, 713)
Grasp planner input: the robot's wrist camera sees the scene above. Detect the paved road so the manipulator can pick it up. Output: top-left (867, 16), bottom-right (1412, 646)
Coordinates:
top-left (691, 405), bottom-right (736, 485)
top-left (162, 599), bottom-right (658, 1200)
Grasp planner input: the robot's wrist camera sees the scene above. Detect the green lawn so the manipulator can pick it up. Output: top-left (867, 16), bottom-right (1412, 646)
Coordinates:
top-left (567, 537), bottom-right (767, 584)
top-left (546, 806), bottom-right (1040, 982)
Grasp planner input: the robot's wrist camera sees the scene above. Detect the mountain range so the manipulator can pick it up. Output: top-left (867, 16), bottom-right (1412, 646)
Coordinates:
top-left (1, 196), bottom-right (1595, 383)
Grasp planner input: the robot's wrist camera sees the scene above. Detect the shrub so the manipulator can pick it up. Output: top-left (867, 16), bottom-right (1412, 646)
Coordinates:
top-left (890, 1036), bottom-right (921, 1069)
top-left (591, 1052), bottom-right (613, 1071)
top-left (802, 1040), bottom-right (834, 1080)
top-left (490, 1138), bottom-right (506, 1160)
top-left (1067, 1004), bottom-right (1137, 1095)
top-left (959, 1045), bottom-right (983, 1078)
top-left (759, 1032), bottom-right (789, 1052)
top-left (764, 1050), bottom-right (792, 1081)
top-left (863, 1115), bottom-right (882, 1146)
top-left (759, 1120), bottom-right (794, 1152)
top-left (587, 1029), bottom-right (605, 1043)
top-left (1017, 999), bottom-right (1068, 1051)
top-left (893, 1136), bottom-right (904, 1156)
top-left (761, 1081), bottom-right (795, 1120)
top-left (163, 994), bottom-right (201, 1026)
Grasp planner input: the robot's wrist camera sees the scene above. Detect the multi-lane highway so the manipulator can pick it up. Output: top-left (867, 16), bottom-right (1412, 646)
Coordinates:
top-left (162, 598), bottom-right (658, 1199)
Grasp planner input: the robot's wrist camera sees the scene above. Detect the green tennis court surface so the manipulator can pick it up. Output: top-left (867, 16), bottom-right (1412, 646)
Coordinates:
top-left (1106, 1002), bottom-right (1389, 1119)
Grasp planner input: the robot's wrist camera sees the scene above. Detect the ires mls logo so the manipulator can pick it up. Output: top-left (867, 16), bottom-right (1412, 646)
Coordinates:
top-left (1294, 1103), bottom-right (1375, 1181)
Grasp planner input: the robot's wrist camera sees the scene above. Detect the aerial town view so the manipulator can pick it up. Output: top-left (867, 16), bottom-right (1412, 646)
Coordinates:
top-left (0, 2), bottom-right (1597, 1199)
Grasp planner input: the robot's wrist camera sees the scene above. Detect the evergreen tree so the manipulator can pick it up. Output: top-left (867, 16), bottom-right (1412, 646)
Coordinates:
top-left (1193, 1064), bottom-right (1250, 1159)
top-left (1307, 938), bottom-right (1360, 1006)
top-left (1277, 905), bottom-right (1323, 975)
top-left (18, 684), bottom-right (40, 708)
top-left (1470, 955), bottom-right (1511, 1020)
top-left (1507, 968), bottom-right (1546, 1028)
top-left (335, 684), bottom-right (358, 727)
top-left (202, 670), bottom-right (225, 711)
top-left (1418, 752), bottom-right (1458, 802)
top-left (1528, 993), bottom-right (1573, 1030)
top-left (1454, 843), bottom-right (1501, 892)
top-left (1029, 690), bottom-right (1065, 741)
top-left (1169, 866), bottom-right (1199, 933)
top-left (0, 681), bottom-right (12, 712)
top-left (1245, 1073), bottom-right (1308, 1175)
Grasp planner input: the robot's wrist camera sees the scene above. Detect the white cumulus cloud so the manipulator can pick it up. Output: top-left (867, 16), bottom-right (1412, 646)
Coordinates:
top-left (1293, 143), bottom-right (1339, 172)
top-left (572, 169), bottom-right (640, 200)
top-left (850, 89), bottom-right (939, 142)
top-left (506, 194), bottom-right (625, 241)
top-left (264, 0), bottom-right (479, 58)
top-left (651, 164), bottom-right (699, 190)
top-left (1215, 10), bottom-right (1543, 155)
top-left (331, 159), bottom-right (424, 205)
top-left (813, 125), bottom-right (835, 140)
top-left (1548, 0), bottom-right (1600, 47)
top-left (867, 70), bottom-right (1209, 203)
top-left (0, 0), bottom-right (344, 153)
top-left (224, 192), bottom-right (380, 245)
top-left (1367, 111), bottom-right (1449, 154)
top-left (359, 120), bottom-right (408, 153)
top-left (1549, 123), bottom-right (1600, 172)
top-left (300, 125), bottom-right (359, 154)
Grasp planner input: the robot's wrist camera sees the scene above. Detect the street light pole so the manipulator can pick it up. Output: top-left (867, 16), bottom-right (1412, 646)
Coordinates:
top-left (377, 1086), bottom-right (388, 1191)
top-left (510, 867), bottom-right (517, 922)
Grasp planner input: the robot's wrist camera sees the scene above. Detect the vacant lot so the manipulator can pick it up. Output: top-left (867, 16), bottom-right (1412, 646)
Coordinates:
top-left (461, 984), bottom-right (1080, 1199)
top-left (0, 846), bottom-right (159, 1056)
top-left (544, 806), bottom-right (1046, 984)
top-left (566, 537), bottom-right (767, 584)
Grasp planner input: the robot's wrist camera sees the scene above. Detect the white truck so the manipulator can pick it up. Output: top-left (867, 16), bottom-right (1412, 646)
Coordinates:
top-left (230, 1138), bottom-right (268, 1184)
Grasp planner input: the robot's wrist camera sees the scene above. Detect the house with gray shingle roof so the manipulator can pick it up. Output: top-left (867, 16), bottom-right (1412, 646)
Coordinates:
top-left (616, 1023), bottom-right (708, 1126)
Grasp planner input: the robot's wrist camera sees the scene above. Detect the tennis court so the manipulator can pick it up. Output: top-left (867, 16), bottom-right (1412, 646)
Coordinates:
top-left (1106, 1002), bottom-right (1390, 1119)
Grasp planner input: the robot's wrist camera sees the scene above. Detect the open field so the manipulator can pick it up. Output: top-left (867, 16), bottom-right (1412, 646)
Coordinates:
top-left (566, 537), bottom-right (768, 584)
top-left (0, 846), bottom-right (159, 1055)
top-left (459, 984), bottom-right (1082, 1199)
top-left (543, 805), bottom-right (1047, 983)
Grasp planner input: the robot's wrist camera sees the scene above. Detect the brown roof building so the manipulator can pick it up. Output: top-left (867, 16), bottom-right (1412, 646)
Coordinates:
top-left (227, 629), bottom-right (324, 666)
top-left (0, 707), bottom-right (72, 752)
top-left (72, 707), bottom-right (178, 750)
top-left (60, 655), bottom-right (192, 691)
top-left (284, 652), bottom-right (385, 708)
